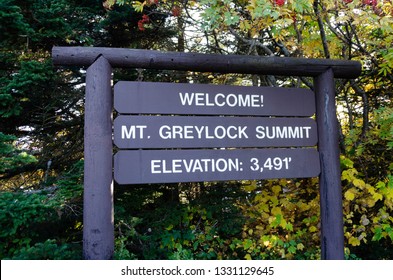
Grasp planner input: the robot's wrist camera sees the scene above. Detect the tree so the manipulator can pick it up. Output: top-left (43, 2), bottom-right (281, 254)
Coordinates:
top-left (0, 0), bottom-right (177, 259)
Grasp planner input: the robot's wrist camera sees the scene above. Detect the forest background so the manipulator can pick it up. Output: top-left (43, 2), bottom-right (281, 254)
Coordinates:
top-left (0, 0), bottom-right (392, 260)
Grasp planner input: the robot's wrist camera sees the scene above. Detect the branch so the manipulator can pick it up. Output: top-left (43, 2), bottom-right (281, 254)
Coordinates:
top-left (266, 30), bottom-right (314, 89)
top-left (350, 80), bottom-right (369, 139)
top-left (313, 0), bottom-right (330, 59)
top-left (0, 162), bottom-right (45, 181)
top-left (228, 27), bottom-right (274, 56)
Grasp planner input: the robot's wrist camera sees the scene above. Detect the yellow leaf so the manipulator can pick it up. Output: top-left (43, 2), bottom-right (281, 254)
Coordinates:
top-left (272, 185), bottom-right (281, 195)
top-left (364, 84), bottom-right (375, 92)
top-left (344, 190), bottom-right (356, 201)
top-left (132, 1), bottom-right (145, 12)
top-left (244, 181), bottom-right (257, 192)
top-left (372, 192), bottom-right (383, 201)
top-left (297, 243), bottom-right (305, 251)
top-left (342, 168), bottom-right (358, 181)
top-left (376, 181), bottom-right (386, 189)
top-left (309, 226), bottom-right (317, 232)
top-left (297, 201), bottom-right (310, 211)
top-left (280, 217), bottom-right (287, 228)
top-left (353, 178), bottom-right (366, 189)
top-left (271, 207), bottom-right (282, 216)
top-left (239, 20), bottom-right (251, 31)
top-left (245, 253), bottom-right (252, 260)
top-left (349, 236), bottom-right (361, 246)
top-left (270, 196), bottom-right (279, 206)
top-left (365, 184), bottom-right (375, 194)
top-left (366, 198), bottom-right (376, 207)
top-left (256, 225), bottom-right (264, 231)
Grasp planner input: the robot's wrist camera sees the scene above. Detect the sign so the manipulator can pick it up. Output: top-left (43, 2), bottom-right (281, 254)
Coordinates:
top-left (53, 47), bottom-right (361, 260)
top-left (114, 115), bottom-right (318, 149)
top-left (114, 81), bottom-right (320, 185)
top-left (114, 148), bottom-right (320, 184)
top-left (114, 81), bottom-right (315, 116)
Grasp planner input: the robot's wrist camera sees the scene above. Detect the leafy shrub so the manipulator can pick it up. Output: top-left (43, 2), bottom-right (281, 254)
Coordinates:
top-left (0, 161), bottom-right (84, 259)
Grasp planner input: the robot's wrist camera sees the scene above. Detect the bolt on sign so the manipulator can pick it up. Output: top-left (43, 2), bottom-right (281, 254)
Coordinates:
top-left (113, 82), bottom-right (320, 184)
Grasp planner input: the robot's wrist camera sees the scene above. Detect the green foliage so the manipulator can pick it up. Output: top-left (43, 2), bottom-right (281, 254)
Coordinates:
top-left (1, 0), bottom-right (188, 260)
top-left (341, 156), bottom-right (393, 258)
top-left (0, 161), bottom-right (84, 259)
top-left (0, 132), bottom-right (37, 174)
top-left (370, 107), bottom-right (393, 150)
top-left (156, 206), bottom-right (236, 260)
top-left (230, 178), bottom-right (321, 260)
top-left (10, 239), bottom-right (79, 260)
top-left (114, 217), bottom-right (139, 260)
top-left (1, 59), bottom-right (55, 118)
top-left (340, 106), bottom-right (393, 259)
top-left (0, 0), bottom-right (32, 48)
top-left (113, 182), bottom-right (246, 260)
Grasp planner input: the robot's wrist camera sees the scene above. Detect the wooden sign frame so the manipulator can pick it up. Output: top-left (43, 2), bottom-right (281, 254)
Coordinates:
top-left (52, 46), bottom-right (362, 260)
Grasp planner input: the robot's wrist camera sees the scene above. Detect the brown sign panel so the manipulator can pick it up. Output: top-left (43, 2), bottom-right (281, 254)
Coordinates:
top-left (114, 148), bottom-right (320, 185)
top-left (114, 82), bottom-right (315, 116)
top-left (114, 115), bottom-right (318, 149)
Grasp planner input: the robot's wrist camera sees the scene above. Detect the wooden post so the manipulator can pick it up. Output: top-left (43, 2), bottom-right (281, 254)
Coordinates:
top-left (314, 68), bottom-right (345, 260)
top-left (83, 56), bottom-right (114, 259)
top-left (52, 47), bottom-right (362, 79)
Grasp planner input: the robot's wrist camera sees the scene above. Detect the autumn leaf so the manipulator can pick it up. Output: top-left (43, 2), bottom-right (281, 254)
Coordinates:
top-left (344, 189), bottom-right (356, 201)
top-left (348, 236), bottom-right (361, 246)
